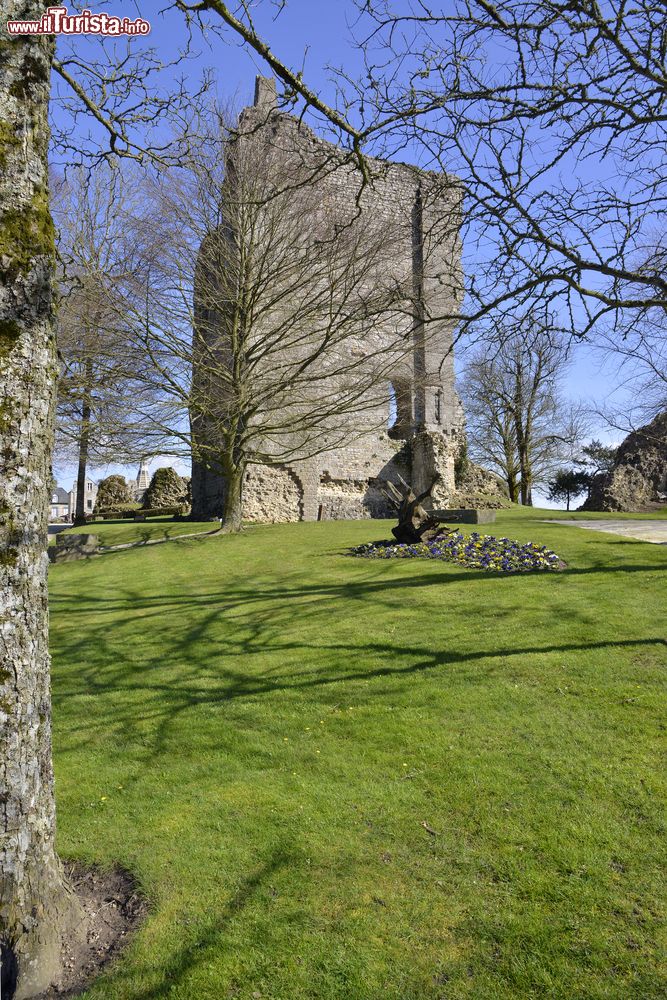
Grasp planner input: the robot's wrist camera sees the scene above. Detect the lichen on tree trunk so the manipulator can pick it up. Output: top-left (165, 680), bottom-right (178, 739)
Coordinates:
top-left (0, 9), bottom-right (83, 998)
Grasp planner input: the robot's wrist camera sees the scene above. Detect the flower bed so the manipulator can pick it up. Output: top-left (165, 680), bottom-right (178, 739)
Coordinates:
top-left (352, 531), bottom-right (564, 573)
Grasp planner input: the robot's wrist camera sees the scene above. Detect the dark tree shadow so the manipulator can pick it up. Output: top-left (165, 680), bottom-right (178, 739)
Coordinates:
top-left (98, 850), bottom-right (291, 1000)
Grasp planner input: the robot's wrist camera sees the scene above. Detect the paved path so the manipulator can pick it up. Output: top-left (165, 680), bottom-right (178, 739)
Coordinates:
top-left (542, 519), bottom-right (667, 544)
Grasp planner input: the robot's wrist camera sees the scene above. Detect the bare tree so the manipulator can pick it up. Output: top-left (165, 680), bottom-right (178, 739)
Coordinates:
top-left (461, 361), bottom-right (522, 503)
top-left (114, 105), bottom-right (455, 530)
top-left (460, 319), bottom-right (585, 504)
top-left (591, 284), bottom-right (667, 434)
top-left (53, 169), bottom-right (173, 523)
top-left (55, 278), bottom-right (131, 523)
top-left (173, 1), bottom-right (667, 333)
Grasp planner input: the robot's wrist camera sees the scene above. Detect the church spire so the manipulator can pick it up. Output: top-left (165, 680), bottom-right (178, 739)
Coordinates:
top-left (136, 459), bottom-right (151, 492)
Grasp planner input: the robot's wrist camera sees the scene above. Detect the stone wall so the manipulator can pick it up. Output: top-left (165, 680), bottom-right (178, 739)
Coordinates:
top-left (243, 465), bottom-right (303, 523)
top-left (450, 462), bottom-right (512, 509)
top-left (581, 411), bottom-right (667, 512)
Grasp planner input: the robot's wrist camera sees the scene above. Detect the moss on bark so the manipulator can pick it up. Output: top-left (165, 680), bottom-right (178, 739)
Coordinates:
top-left (0, 119), bottom-right (20, 171)
top-left (0, 187), bottom-right (55, 281)
top-left (0, 319), bottom-right (21, 359)
top-left (8, 52), bottom-right (49, 101)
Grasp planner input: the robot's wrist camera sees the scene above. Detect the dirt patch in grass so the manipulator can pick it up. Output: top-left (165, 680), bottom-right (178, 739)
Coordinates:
top-left (34, 864), bottom-right (147, 999)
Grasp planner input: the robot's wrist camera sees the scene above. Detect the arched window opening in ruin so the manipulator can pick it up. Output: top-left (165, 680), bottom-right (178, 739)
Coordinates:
top-left (388, 378), bottom-right (413, 439)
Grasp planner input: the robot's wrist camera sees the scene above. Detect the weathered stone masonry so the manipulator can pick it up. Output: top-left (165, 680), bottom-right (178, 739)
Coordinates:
top-left (191, 78), bottom-right (469, 522)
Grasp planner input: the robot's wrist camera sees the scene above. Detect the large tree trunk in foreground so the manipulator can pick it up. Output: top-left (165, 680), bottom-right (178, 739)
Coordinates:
top-left (220, 460), bottom-right (244, 533)
top-left (0, 11), bottom-right (82, 998)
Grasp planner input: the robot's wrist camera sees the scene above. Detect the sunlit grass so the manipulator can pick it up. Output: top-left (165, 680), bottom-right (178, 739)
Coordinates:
top-left (49, 508), bottom-right (667, 999)
top-left (62, 516), bottom-right (218, 547)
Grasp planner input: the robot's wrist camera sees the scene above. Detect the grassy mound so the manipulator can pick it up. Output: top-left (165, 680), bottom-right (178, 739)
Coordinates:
top-left (49, 508), bottom-right (667, 999)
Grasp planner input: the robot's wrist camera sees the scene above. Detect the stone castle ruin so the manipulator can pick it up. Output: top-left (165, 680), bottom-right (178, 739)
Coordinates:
top-left (191, 78), bottom-right (502, 522)
top-left (581, 410), bottom-right (667, 512)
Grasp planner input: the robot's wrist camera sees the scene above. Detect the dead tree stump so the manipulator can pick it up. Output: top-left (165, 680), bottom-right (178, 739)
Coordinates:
top-left (379, 475), bottom-right (454, 544)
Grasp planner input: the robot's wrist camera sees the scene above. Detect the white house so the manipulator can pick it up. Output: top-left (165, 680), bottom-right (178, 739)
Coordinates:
top-left (68, 478), bottom-right (98, 518)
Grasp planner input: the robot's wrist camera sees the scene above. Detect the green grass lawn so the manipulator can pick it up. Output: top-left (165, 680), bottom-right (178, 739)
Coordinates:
top-left (61, 516), bottom-right (218, 547)
top-left (48, 509), bottom-right (667, 999)
top-left (525, 506), bottom-right (667, 521)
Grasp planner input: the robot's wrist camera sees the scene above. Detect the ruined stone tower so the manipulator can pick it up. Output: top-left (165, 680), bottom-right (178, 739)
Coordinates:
top-left (191, 78), bottom-right (466, 522)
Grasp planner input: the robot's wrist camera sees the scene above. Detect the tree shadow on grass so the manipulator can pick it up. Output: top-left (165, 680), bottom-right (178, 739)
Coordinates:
top-left (94, 526), bottom-right (221, 551)
top-left (50, 565), bottom-right (667, 767)
top-left (48, 556), bottom-right (667, 996)
top-left (50, 547), bottom-right (667, 618)
top-left (49, 540), bottom-right (667, 784)
top-left (97, 849), bottom-right (291, 1000)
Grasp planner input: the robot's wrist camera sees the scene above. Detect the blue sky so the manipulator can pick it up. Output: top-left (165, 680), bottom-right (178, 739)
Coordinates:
top-left (50, 0), bottom-right (628, 505)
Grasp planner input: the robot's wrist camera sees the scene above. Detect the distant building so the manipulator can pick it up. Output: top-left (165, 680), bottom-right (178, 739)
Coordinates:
top-left (49, 487), bottom-right (70, 521)
top-left (60, 462), bottom-right (153, 520)
top-left (68, 478), bottom-right (98, 518)
top-left (133, 459), bottom-right (151, 502)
